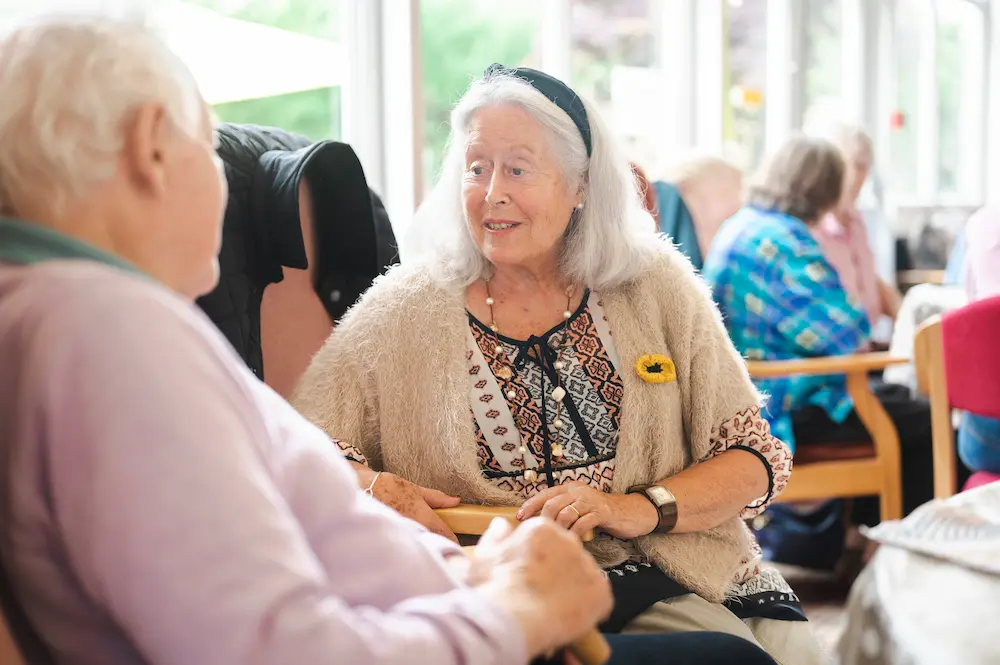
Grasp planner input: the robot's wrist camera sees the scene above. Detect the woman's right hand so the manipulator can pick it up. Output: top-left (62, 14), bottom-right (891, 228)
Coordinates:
top-left (350, 462), bottom-right (461, 542)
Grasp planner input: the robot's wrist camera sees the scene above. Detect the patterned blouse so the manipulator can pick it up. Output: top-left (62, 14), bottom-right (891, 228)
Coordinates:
top-left (339, 289), bottom-right (801, 626)
top-left (702, 206), bottom-right (872, 452)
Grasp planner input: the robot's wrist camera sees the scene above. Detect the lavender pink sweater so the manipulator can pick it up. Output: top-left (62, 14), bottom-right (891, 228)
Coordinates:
top-left (0, 221), bottom-right (525, 665)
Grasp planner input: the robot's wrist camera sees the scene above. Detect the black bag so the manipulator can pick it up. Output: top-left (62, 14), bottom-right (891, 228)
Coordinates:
top-left (751, 499), bottom-right (846, 571)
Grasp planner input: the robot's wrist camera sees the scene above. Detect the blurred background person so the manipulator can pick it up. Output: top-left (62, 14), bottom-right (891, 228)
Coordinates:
top-left (702, 136), bottom-right (934, 525)
top-left (651, 155), bottom-right (744, 271)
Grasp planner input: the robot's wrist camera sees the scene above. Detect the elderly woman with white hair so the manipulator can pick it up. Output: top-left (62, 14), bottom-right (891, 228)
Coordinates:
top-left (293, 65), bottom-right (824, 664)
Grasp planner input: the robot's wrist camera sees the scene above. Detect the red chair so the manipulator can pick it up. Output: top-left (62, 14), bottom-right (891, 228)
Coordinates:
top-left (914, 296), bottom-right (1000, 497)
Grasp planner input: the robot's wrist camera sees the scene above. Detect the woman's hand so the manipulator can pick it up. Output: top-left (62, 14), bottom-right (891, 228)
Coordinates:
top-left (516, 482), bottom-right (659, 540)
top-left (350, 462), bottom-right (461, 542)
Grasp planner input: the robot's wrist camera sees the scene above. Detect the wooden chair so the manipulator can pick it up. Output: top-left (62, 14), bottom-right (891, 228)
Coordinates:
top-left (436, 505), bottom-right (609, 665)
top-left (746, 352), bottom-right (908, 521)
top-left (914, 296), bottom-right (1000, 498)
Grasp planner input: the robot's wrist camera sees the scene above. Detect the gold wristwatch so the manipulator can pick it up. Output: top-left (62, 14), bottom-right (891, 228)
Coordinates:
top-left (627, 484), bottom-right (678, 534)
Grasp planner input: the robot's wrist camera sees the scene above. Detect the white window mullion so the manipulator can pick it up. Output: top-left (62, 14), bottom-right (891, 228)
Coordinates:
top-left (694, 0), bottom-right (724, 153)
top-left (959, 2), bottom-right (988, 203)
top-left (380, 0), bottom-right (421, 231)
top-left (875, 0), bottom-right (896, 192)
top-left (540, 0), bottom-right (572, 83)
top-left (341, 0), bottom-right (385, 196)
top-left (988, 1), bottom-right (1000, 200)
top-left (765, 0), bottom-right (797, 152)
top-left (659, 0), bottom-right (697, 156)
top-left (841, 0), bottom-right (868, 125)
top-left (915, 0), bottom-right (939, 200)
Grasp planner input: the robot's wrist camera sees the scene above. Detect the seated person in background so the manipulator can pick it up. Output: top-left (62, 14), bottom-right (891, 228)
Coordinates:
top-left (955, 206), bottom-right (1000, 475)
top-left (652, 155), bottom-right (743, 270)
top-left (293, 64), bottom-right (823, 664)
top-left (0, 17), bottom-right (783, 665)
top-left (807, 124), bottom-right (900, 337)
top-left (702, 136), bottom-right (934, 520)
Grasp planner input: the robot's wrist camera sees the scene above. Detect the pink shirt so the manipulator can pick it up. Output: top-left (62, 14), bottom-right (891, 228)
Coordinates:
top-left (0, 259), bottom-right (525, 665)
top-left (812, 209), bottom-right (883, 326)
top-left (963, 206), bottom-right (1000, 302)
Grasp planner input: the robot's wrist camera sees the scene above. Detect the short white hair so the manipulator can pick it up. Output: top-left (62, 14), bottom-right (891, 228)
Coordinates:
top-left (666, 154), bottom-right (742, 190)
top-left (0, 15), bottom-right (203, 216)
top-left (802, 115), bottom-right (873, 161)
top-left (402, 72), bottom-right (659, 290)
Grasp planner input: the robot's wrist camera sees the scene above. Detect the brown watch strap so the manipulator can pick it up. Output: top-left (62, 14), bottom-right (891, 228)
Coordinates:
top-left (627, 484), bottom-right (678, 534)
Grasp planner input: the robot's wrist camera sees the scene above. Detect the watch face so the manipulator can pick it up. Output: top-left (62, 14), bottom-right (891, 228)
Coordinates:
top-left (647, 485), bottom-right (675, 506)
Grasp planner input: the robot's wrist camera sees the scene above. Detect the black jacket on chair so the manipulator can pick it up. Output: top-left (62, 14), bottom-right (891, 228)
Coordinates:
top-left (198, 123), bottom-right (398, 379)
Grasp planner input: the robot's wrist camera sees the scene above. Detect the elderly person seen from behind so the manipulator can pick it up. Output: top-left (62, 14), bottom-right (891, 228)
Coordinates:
top-left (293, 65), bottom-right (824, 664)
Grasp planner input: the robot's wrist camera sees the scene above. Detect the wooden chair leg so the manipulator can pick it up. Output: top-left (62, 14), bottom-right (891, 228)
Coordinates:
top-left (879, 460), bottom-right (903, 521)
top-left (846, 372), bottom-right (904, 522)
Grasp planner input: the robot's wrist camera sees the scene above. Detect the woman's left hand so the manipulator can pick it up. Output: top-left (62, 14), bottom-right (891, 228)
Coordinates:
top-left (516, 482), bottom-right (660, 540)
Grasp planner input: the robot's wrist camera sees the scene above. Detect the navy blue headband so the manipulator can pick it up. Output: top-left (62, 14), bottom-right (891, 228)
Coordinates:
top-left (484, 63), bottom-right (592, 157)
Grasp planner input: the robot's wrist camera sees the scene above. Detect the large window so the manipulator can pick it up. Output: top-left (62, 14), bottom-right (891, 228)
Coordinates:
top-left (723, 0), bottom-right (767, 173)
top-left (173, 0), bottom-right (342, 141)
top-left (569, 0), bottom-right (661, 171)
top-left (419, 0), bottom-right (540, 192)
top-left (802, 0), bottom-right (842, 127)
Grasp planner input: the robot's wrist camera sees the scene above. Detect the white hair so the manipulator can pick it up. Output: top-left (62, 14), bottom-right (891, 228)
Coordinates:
top-left (0, 14), bottom-right (203, 217)
top-left (802, 115), bottom-right (873, 160)
top-left (666, 154), bottom-right (743, 190)
top-left (402, 72), bottom-right (659, 290)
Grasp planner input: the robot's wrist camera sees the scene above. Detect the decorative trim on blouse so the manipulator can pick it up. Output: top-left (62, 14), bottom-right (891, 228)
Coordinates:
top-left (337, 441), bottom-right (368, 466)
top-left (702, 406), bottom-right (792, 518)
top-left (469, 326), bottom-right (547, 471)
top-left (565, 307), bottom-right (624, 428)
top-left (468, 293), bottom-right (624, 493)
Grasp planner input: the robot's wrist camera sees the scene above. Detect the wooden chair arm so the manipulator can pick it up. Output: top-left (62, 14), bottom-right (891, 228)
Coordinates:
top-left (570, 632), bottom-right (612, 665)
top-left (436, 505), bottom-right (596, 542)
top-left (748, 352), bottom-right (905, 517)
top-left (897, 269), bottom-right (946, 288)
top-left (745, 352), bottom-right (908, 378)
top-left (843, 370), bottom-right (902, 470)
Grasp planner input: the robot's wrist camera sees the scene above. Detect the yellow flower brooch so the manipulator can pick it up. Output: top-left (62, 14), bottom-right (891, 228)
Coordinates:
top-left (635, 354), bottom-right (676, 384)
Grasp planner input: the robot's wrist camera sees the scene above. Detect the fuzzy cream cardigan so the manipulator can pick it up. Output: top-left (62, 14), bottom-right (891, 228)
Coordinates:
top-left (292, 246), bottom-right (763, 603)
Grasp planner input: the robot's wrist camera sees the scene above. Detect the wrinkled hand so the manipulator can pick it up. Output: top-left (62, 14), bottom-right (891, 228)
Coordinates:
top-left (472, 518), bottom-right (613, 660)
top-left (517, 481), bottom-right (658, 540)
top-left (351, 463), bottom-right (460, 542)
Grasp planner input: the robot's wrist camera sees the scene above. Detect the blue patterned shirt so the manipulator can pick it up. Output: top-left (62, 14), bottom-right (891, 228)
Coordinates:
top-left (702, 206), bottom-right (870, 451)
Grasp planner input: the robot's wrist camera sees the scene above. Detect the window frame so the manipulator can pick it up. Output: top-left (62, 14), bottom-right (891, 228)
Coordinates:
top-left (345, 0), bottom-right (994, 221)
